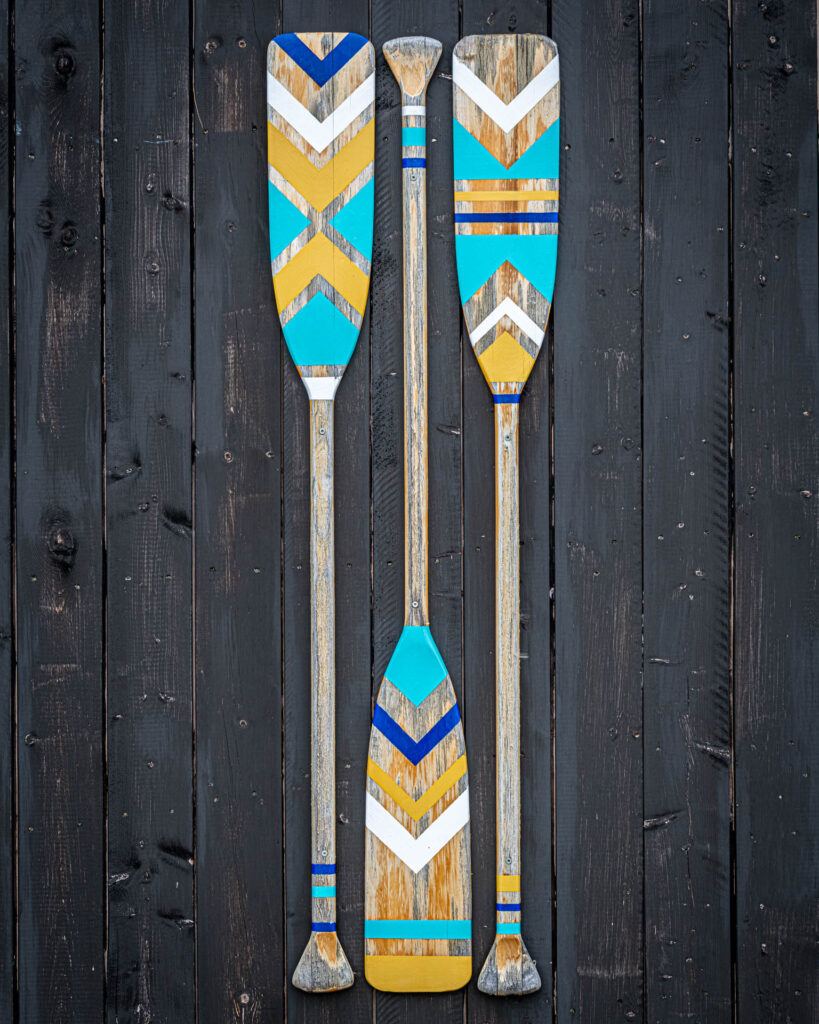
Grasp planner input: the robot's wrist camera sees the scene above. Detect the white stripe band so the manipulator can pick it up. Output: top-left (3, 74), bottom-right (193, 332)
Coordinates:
top-left (301, 376), bottom-right (341, 400)
top-left (401, 105), bottom-right (426, 117)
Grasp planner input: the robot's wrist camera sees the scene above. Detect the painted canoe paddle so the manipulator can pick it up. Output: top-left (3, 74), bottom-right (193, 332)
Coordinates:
top-left (267, 31), bottom-right (376, 993)
top-left (452, 33), bottom-right (559, 996)
top-left (364, 37), bottom-right (472, 994)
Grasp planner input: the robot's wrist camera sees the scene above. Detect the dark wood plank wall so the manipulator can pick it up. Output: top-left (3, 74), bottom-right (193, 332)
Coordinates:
top-left (2, 1), bottom-right (817, 1022)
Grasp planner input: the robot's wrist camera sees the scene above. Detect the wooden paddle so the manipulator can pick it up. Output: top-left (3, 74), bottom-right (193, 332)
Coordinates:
top-left (267, 30), bottom-right (376, 993)
top-left (451, 33), bottom-right (560, 996)
top-left (363, 36), bottom-right (472, 994)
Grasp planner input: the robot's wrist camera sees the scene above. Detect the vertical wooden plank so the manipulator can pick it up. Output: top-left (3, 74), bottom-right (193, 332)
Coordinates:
top-left (14, 0), bottom-right (104, 1018)
top-left (0, 0), bottom-right (13, 1015)
top-left (733, 4), bottom-right (819, 1021)
top-left (370, 1), bottom-right (462, 1020)
top-left (458, 3), bottom-right (555, 1020)
top-left (551, 0), bottom-right (643, 1020)
top-left (279, 5), bottom-right (374, 1022)
top-left (641, 1), bottom-right (732, 1019)
top-left (193, 2), bottom-right (284, 1021)
top-left (104, 1), bottom-right (193, 1019)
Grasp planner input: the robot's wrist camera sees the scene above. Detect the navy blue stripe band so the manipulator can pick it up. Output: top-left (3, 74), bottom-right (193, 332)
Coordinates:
top-left (311, 922), bottom-right (336, 932)
top-left (402, 157), bottom-right (426, 168)
top-left (493, 394), bottom-right (520, 404)
top-left (497, 902), bottom-right (522, 912)
top-left (311, 863), bottom-right (336, 874)
top-left (455, 212), bottom-right (558, 223)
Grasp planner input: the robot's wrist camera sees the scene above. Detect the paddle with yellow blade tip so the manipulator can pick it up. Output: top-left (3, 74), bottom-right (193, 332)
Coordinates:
top-left (363, 36), bottom-right (472, 994)
top-left (267, 30), bottom-right (376, 993)
top-left (452, 33), bottom-right (560, 996)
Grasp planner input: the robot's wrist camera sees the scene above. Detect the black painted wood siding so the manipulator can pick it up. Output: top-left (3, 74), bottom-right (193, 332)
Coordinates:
top-left (3, 0), bottom-right (817, 1021)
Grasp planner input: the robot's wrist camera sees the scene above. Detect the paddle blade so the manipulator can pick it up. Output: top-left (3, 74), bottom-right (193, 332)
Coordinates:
top-left (267, 33), bottom-right (375, 399)
top-left (364, 626), bottom-right (471, 991)
top-left (452, 34), bottom-right (559, 399)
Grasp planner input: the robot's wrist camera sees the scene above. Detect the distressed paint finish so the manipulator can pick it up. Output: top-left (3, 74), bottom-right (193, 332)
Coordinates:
top-left (365, 37), bottom-right (472, 994)
top-left (452, 33), bottom-right (559, 996)
top-left (267, 31), bottom-right (375, 993)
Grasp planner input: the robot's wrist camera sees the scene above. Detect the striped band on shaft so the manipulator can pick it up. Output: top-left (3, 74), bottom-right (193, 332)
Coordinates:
top-left (402, 157), bottom-right (426, 168)
top-left (312, 885), bottom-right (337, 897)
top-left (493, 394), bottom-right (520, 404)
top-left (312, 922), bottom-right (337, 932)
top-left (401, 104), bottom-right (425, 116)
top-left (311, 863), bottom-right (336, 874)
top-left (455, 212), bottom-right (558, 223)
top-left (496, 923), bottom-right (521, 935)
top-left (496, 902), bottom-right (521, 912)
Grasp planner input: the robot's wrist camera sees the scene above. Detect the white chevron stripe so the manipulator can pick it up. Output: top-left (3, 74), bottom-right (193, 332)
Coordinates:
top-left (452, 55), bottom-right (559, 134)
top-left (468, 297), bottom-right (545, 348)
top-left (267, 71), bottom-right (375, 153)
top-left (366, 789), bottom-right (470, 873)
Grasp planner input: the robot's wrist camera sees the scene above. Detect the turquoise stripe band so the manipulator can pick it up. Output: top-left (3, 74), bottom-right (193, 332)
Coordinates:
top-left (365, 919), bottom-right (471, 940)
top-left (312, 885), bottom-right (336, 897)
top-left (402, 126), bottom-right (426, 147)
top-left (496, 922), bottom-right (521, 935)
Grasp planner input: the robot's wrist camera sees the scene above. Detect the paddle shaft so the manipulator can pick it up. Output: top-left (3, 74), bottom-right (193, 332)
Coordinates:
top-left (494, 401), bottom-right (522, 922)
top-left (309, 397), bottom-right (337, 924)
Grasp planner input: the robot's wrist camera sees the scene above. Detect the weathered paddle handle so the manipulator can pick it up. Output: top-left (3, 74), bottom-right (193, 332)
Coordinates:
top-left (383, 36), bottom-right (441, 628)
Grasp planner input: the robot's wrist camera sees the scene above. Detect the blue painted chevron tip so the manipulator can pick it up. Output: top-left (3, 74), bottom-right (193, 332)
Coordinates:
top-left (383, 625), bottom-right (449, 707)
top-left (274, 32), bottom-right (368, 87)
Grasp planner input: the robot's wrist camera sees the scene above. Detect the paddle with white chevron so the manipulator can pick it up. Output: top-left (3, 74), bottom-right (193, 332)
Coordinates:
top-left (364, 36), bottom-right (472, 994)
top-left (452, 33), bottom-right (559, 996)
top-left (267, 30), bottom-right (375, 993)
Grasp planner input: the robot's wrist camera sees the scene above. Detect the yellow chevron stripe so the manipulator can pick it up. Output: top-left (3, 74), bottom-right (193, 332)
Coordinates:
top-left (273, 232), bottom-right (370, 314)
top-left (496, 874), bottom-right (521, 891)
top-left (268, 118), bottom-right (374, 211)
top-left (367, 755), bottom-right (467, 822)
top-left (454, 190), bottom-right (558, 202)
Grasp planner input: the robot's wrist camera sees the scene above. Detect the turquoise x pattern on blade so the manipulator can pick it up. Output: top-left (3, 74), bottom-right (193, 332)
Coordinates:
top-left (275, 32), bottom-right (367, 86)
top-left (372, 704), bottom-right (461, 765)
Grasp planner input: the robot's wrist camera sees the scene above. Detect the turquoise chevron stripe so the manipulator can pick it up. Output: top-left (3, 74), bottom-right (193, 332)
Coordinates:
top-left (453, 118), bottom-right (559, 180)
top-left (283, 292), bottom-right (360, 366)
top-left (454, 234), bottom-right (558, 303)
top-left (365, 919), bottom-right (471, 940)
top-left (268, 181), bottom-right (311, 260)
top-left (402, 126), bottom-right (426, 147)
top-left (384, 626), bottom-right (448, 706)
top-left (329, 177), bottom-right (374, 260)
top-left (312, 885), bottom-right (336, 897)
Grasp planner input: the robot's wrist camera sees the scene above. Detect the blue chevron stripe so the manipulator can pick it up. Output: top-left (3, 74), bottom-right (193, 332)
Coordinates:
top-left (275, 33), bottom-right (367, 87)
top-left (372, 703), bottom-right (461, 765)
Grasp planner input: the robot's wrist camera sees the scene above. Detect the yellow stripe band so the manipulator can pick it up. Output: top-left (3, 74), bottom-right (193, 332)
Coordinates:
top-left (496, 875), bottom-right (521, 892)
top-left (367, 755), bottom-right (467, 821)
top-left (454, 190), bottom-right (559, 202)
top-left (365, 955), bottom-right (472, 992)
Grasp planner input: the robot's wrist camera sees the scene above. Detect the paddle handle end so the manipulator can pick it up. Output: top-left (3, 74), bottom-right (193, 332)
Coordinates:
top-left (383, 36), bottom-right (441, 102)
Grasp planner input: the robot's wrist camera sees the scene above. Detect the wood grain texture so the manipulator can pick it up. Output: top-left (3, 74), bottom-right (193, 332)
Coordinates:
top-left (14, 0), bottom-right (105, 1019)
top-left (104, 0), bottom-right (194, 1018)
top-left (642, 1), bottom-right (732, 1020)
top-left (365, 34), bottom-right (471, 996)
top-left (193, 1), bottom-right (284, 1018)
top-left (452, 31), bottom-right (557, 998)
top-left (552, 0), bottom-right (643, 1019)
top-left (733, 2), bottom-right (819, 1021)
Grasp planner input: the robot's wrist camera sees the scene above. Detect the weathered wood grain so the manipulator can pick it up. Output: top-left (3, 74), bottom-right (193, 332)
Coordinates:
top-left (104, 0), bottom-right (194, 1018)
top-left (642, 1), bottom-right (732, 1020)
top-left (14, 0), bottom-right (104, 1018)
top-left (733, 3), bottom-right (819, 1021)
top-left (193, 1), bottom-right (284, 1018)
top-left (552, 0), bottom-right (644, 1019)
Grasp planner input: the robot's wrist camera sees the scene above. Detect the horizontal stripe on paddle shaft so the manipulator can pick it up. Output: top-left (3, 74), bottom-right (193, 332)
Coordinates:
top-left (402, 157), bottom-right (426, 168)
top-left (496, 874), bottom-right (521, 891)
top-left (454, 190), bottom-right (559, 202)
top-left (311, 863), bottom-right (336, 874)
top-left (493, 394), bottom-right (520, 404)
top-left (367, 754), bottom-right (467, 821)
top-left (402, 126), bottom-right (426, 146)
top-left (365, 955), bottom-right (472, 993)
top-left (312, 922), bottom-right (336, 932)
top-left (365, 920), bottom-right (471, 940)
top-left (497, 923), bottom-right (521, 935)
top-left (496, 903), bottom-right (521, 912)
top-left (312, 885), bottom-right (336, 897)
top-left (401, 105), bottom-right (425, 116)
top-left (455, 212), bottom-right (558, 223)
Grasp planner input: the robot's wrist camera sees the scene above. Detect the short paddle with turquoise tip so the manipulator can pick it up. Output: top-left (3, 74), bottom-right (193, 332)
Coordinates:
top-left (363, 37), bottom-right (472, 994)
top-left (452, 33), bottom-right (560, 996)
top-left (267, 31), bottom-right (376, 993)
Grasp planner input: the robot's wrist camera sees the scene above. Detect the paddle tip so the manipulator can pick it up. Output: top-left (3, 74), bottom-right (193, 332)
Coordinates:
top-left (477, 932), bottom-right (542, 996)
top-left (383, 36), bottom-right (442, 101)
top-left (292, 931), bottom-right (354, 993)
